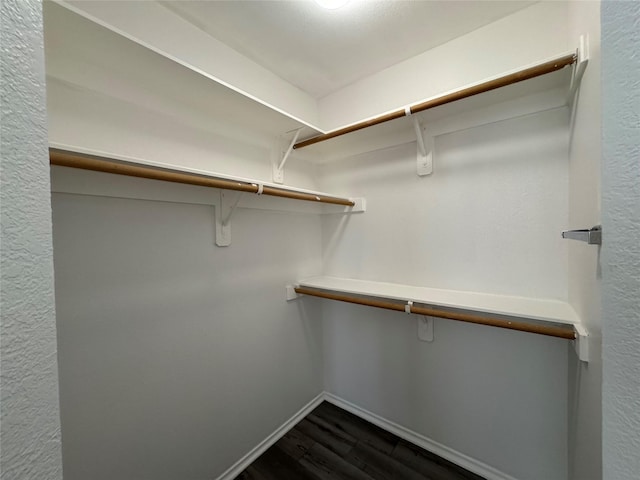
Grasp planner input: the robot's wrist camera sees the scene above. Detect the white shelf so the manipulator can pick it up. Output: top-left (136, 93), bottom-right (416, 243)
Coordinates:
top-left (44, 2), bottom-right (321, 147)
top-left (46, 3), bottom-right (584, 165)
top-left (298, 276), bottom-right (580, 326)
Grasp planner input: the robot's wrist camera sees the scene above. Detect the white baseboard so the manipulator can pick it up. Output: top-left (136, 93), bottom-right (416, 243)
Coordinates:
top-left (214, 392), bottom-right (325, 480)
top-left (323, 392), bottom-right (520, 480)
top-left (215, 390), bottom-right (519, 480)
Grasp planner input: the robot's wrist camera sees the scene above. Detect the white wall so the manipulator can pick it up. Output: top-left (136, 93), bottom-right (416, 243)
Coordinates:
top-left (0, 0), bottom-right (63, 478)
top-left (320, 109), bottom-right (570, 299)
top-left (45, 5), bottom-right (326, 479)
top-left (601, 2), bottom-right (640, 479)
top-left (318, 1), bottom-right (570, 131)
top-left (51, 182), bottom-right (324, 479)
top-left (565, 2), bottom-right (603, 479)
top-left (318, 105), bottom-right (571, 480)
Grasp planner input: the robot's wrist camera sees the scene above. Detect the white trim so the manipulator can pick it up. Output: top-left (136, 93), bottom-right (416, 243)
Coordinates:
top-left (323, 392), bottom-right (521, 480)
top-left (214, 392), bottom-right (325, 480)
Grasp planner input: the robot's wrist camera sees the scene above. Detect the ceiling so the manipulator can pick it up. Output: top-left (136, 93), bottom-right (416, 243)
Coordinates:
top-left (162, 0), bottom-right (536, 99)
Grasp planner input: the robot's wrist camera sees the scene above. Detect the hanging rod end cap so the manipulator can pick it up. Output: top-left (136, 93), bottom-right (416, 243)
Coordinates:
top-left (349, 197), bottom-right (366, 212)
top-left (286, 285), bottom-right (301, 301)
top-left (574, 323), bottom-right (589, 362)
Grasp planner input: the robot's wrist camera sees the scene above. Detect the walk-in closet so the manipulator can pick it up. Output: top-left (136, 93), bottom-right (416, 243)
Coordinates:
top-left (45, 1), bottom-right (601, 479)
top-left (4, 1), bottom-right (639, 480)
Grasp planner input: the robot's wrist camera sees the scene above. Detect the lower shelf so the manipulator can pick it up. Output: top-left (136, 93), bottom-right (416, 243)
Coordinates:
top-left (290, 276), bottom-right (588, 361)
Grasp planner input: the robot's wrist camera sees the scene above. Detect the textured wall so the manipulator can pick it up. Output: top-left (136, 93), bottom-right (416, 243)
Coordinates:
top-left (601, 1), bottom-right (640, 479)
top-left (0, 0), bottom-right (63, 479)
top-left (566, 1), bottom-right (602, 479)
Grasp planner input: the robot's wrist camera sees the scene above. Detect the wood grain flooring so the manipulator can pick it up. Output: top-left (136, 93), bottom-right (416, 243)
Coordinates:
top-left (234, 402), bottom-right (486, 480)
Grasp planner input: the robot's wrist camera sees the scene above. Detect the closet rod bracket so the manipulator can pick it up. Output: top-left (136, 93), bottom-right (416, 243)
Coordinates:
top-left (273, 128), bottom-right (303, 184)
top-left (417, 315), bottom-right (435, 342)
top-left (407, 300), bottom-right (434, 342)
top-left (574, 324), bottom-right (589, 362)
top-left (286, 285), bottom-right (301, 301)
top-left (409, 115), bottom-right (433, 176)
top-left (567, 34), bottom-right (589, 104)
top-left (216, 190), bottom-right (243, 246)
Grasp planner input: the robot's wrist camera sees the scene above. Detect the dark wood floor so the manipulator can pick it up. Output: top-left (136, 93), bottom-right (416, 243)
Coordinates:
top-left (235, 401), bottom-right (485, 480)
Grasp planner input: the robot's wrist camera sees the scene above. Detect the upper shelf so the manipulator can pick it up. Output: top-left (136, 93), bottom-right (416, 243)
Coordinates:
top-left (44, 1), bottom-right (321, 148)
top-left (47, 2), bottom-right (587, 165)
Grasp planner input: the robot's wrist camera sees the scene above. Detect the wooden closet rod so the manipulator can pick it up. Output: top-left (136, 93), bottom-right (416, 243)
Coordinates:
top-left (293, 53), bottom-right (577, 150)
top-left (49, 150), bottom-right (355, 207)
top-left (294, 286), bottom-right (577, 340)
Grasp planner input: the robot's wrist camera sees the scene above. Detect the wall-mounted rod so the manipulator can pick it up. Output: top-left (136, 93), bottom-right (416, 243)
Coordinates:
top-left (49, 149), bottom-right (355, 207)
top-left (293, 53), bottom-right (577, 150)
top-left (294, 286), bottom-right (577, 340)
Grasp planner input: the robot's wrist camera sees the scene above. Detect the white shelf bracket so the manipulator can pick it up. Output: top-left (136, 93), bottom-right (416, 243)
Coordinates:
top-left (285, 285), bottom-right (300, 301)
top-left (410, 114), bottom-right (433, 176)
top-left (574, 324), bottom-right (589, 363)
top-left (215, 190), bottom-right (243, 247)
top-left (405, 300), bottom-right (434, 342)
top-left (418, 316), bottom-right (435, 342)
top-left (567, 34), bottom-right (589, 105)
top-left (273, 128), bottom-right (303, 184)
